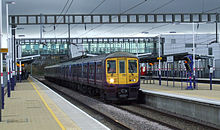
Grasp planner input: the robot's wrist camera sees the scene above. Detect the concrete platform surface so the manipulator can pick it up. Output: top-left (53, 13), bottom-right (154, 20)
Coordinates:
top-left (141, 80), bottom-right (220, 102)
top-left (0, 77), bottom-right (109, 130)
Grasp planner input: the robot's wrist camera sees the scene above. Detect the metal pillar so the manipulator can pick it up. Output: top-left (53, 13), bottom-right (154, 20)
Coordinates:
top-left (19, 43), bottom-right (21, 82)
top-left (11, 16), bottom-right (16, 90)
top-left (0, 0), bottom-right (4, 112)
top-left (31, 57), bottom-right (33, 76)
top-left (210, 73), bottom-right (213, 90)
top-left (172, 62), bottom-right (175, 87)
top-left (15, 40), bottom-right (17, 85)
top-left (193, 23), bottom-right (196, 89)
top-left (167, 63), bottom-right (168, 86)
top-left (216, 19), bottom-right (218, 43)
top-left (19, 61), bottom-right (21, 82)
top-left (158, 35), bottom-right (161, 86)
top-left (6, 3), bottom-right (11, 97)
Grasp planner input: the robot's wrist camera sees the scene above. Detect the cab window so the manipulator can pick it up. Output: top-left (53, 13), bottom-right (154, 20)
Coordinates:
top-left (107, 60), bottom-right (116, 73)
top-left (119, 61), bottom-right (125, 73)
top-left (128, 60), bottom-right (137, 73)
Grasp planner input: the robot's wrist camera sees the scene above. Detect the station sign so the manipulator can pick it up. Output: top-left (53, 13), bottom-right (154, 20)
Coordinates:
top-left (167, 56), bottom-right (174, 63)
top-left (0, 48), bottom-right (8, 53)
top-left (157, 57), bottom-right (162, 60)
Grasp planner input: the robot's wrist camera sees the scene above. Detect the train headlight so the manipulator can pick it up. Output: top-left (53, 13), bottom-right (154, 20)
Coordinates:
top-left (110, 78), bottom-right (114, 83)
top-left (130, 79), bottom-right (136, 82)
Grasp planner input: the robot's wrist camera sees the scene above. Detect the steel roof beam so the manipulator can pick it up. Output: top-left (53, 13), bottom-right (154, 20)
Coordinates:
top-left (9, 13), bottom-right (220, 25)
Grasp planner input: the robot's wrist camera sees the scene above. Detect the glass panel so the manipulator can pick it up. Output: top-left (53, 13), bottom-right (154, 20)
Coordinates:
top-left (107, 60), bottom-right (116, 73)
top-left (128, 60), bottom-right (137, 73)
top-left (119, 61), bottom-right (125, 73)
top-left (208, 48), bottom-right (213, 55)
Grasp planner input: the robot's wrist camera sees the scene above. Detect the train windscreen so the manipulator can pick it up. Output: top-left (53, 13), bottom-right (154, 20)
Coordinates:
top-left (107, 60), bottom-right (116, 73)
top-left (128, 60), bottom-right (137, 73)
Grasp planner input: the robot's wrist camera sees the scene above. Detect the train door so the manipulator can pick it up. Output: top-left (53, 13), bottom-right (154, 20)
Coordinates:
top-left (127, 58), bottom-right (139, 84)
top-left (118, 58), bottom-right (127, 84)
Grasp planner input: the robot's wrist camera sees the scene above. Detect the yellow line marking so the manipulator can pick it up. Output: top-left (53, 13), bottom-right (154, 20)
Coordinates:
top-left (28, 79), bottom-right (66, 130)
top-left (31, 80), bottom-right (81, 130)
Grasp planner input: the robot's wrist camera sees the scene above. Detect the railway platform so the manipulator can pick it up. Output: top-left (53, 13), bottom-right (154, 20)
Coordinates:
top-left (0, 77), bottom-right (109, 130)
top-left (141, 79), bottom-right (220, 102)
top-left (140, 80), bottom-right (220, 128)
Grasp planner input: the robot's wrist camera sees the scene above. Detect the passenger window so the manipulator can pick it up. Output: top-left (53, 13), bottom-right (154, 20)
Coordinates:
top-left (107, 60), bottom-right (116, 73)
top-left (119, 61), bottom-right (125, 73)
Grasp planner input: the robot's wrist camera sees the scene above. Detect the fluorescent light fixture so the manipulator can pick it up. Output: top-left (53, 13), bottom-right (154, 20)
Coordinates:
top-left (141, 31), bottom-right (149, 34)
top-left (17, 27), bottom-right (24, 30)
top-left (6, 1), bottom-right (16, 4)
top-left (18, 35), bottom-right (25, 37)
top-left (169, 31), bottom-right (176, 33)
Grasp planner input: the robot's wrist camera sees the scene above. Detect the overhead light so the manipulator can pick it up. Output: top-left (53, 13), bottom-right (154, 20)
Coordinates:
top-left (206, 21), bottom-right (215, 24)
top-left (17, 27), bottom-right (24, 30)
top-left (173, 22), bottom-right (180, 25)
top-left (6, 1), bottom-right (16, 4)
top-left (141, 31), bottom-right (149, 34)
top-left (18, 35), bottom-right (25, 37)
top-left (169, 31), bottom-right (176, 33)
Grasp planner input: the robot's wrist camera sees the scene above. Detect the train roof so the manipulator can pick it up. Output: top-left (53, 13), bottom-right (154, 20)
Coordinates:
top-left (106, 52), bottom-right (137, 58)
top-left (45, 52), bottom-right (137, 68)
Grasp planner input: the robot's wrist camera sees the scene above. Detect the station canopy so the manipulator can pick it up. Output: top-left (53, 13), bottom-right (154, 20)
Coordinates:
top-left (1, 0), bottom-right (220, 38)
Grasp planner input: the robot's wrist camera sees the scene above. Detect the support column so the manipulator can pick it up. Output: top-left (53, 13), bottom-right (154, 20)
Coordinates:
top-left (0, 0), bottom-right (4, 111)
top-left (158, 35), bottom-right (161, 86)
top-left (11, 16), bottom-right (16, 90)
top-left (6, 3), bottom-right (10, 97)
top-left (19, 60), bottom-right (21, 82)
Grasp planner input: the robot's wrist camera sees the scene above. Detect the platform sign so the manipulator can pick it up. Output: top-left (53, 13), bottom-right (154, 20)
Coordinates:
top-left (0, 48), bottom-right (8, 53)
top-left (167, 56), bottom-right (173, 63)
top-left (157, 57), bottom-right (162, 60)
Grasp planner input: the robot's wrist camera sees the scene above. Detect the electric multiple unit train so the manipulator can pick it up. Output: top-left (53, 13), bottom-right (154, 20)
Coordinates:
top-left (44, 52), bottom-right (140, 101)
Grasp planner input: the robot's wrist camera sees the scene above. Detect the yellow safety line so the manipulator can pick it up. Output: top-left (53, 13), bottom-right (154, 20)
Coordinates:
top-left (31, 80), bottom-right (81, 130)
top-left (28, 79), bottom-right (66, 130)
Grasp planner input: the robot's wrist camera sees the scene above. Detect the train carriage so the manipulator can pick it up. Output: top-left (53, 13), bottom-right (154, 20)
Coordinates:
top-left (45, 52), bottom-right (140, 101)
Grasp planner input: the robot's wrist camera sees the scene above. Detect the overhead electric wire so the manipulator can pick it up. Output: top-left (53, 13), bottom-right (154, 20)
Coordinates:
top-left (44, 0), bottom-right (70, 31)
top-left (205, 6), bottom-right (220, 13)
top-left (56, 0), bottom-right (74, 26)
top-left (57, 0), bottom-right (107, 37)
top-left (120, 0), bottom-right (148, 14)
top-left (90, 0), bottom-right (106, 14)
top-left (128, 23), bottom-right (170, 37)
top-left (149, 0), bottom-right (175, 13)
top-left (78, 0), bottom-right (149, 37)
top-left (44, 0), bottom-right (74, 34)
top-left (57, 0), bottom-right (71, 20)
top-left (94, 0), bottom-right (175, 37)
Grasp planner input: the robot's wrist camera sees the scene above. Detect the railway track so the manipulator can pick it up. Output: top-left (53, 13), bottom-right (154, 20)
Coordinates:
top-left (35, 77), bottom-right (216, 130)
top-left (114, 103), bottom-right (217, 130)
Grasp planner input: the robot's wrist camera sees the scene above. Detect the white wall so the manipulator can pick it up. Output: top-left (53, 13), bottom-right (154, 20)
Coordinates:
top-left (70, 44), bottom-right (83, 58)
top-left (163, 34), bottom-right (220, 78)
top-left (163, 34), bottom-right (220, 59)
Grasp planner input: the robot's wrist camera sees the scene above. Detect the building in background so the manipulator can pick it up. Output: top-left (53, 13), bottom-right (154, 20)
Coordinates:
top-left (163, 34), bottom-right (220, 78)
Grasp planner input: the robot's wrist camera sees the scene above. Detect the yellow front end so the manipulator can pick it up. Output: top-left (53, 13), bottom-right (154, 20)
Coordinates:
top-left (106, 57), bottom-right (139, 85)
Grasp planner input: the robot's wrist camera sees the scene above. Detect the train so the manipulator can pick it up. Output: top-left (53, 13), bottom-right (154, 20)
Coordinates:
top-left (44, 52), bottom-right (140, 101)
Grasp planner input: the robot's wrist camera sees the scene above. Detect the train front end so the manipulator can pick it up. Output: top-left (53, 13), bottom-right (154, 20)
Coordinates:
top-left (105, 54), bottom-right (140, 101)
